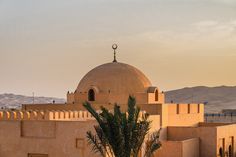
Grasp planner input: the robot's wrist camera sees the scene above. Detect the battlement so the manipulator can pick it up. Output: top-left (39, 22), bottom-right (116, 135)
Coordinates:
top-left (0, 110), bottom-right (95, 121)
top-left (0, 110), bottom-right (149, 121)
top-left (168, 103), bottom-right (204, 115)
top-left (167, 103), bottom-right (204, 126)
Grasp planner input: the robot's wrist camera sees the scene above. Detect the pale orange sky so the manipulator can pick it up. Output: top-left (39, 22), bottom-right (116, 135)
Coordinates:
top-left (0, 0), bottom-right (236, 98)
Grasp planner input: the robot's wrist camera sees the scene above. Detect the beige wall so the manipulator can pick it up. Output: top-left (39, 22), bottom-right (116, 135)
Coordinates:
top-left (154, 138), bottom-right (199, 157)
top-left (0, 120), bottom-right (99, 157)
top-left (22, 103), bottom-right (163, 115)
top-left (167, 126), bottom-right (218, 157)
top-left (0, 110), bottom-right (95, 121)
top-left (21, 102), bottom-right (204, 143)
top-left (168, 126), bottom-right (199, 141)
top-left (0, 113), bottom-right (161, 157)
top-left (147, 92), bottom-right (165, 104)
top-left (154, 141), bottom-right (182, 157)
top-left (17, 97), bottom-right (207, 157)
top-left (149, 115), bottom-right (161, 133)
top-left (167, 103), bottom-right (204, 126)
top-left (67, 89), bottom-right (165, 105)
top-left (182, 138), bottom-right (199, 157)
top-left (3, 98), bottom-right (235, 157)
top-left (73, 92), bottom-right (150, 105)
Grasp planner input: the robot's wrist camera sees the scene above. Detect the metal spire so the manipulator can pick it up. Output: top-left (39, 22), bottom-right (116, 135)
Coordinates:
top-left (112, 44), bottom-right (118, 62)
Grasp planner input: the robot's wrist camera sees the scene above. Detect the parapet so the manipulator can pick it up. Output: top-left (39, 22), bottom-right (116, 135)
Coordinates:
top-left (0, 110), bottom-right (148, 121)
top-left (167, 103), bottom-right (204, 126)
top-left (0, 110), bottom-right (95, 121)
top-left (168, 103), bottom-right (204, 115)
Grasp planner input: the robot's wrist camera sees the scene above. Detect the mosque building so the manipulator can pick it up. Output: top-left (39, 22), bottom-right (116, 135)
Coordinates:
top-left (0, 45), bottom-right (236, 157)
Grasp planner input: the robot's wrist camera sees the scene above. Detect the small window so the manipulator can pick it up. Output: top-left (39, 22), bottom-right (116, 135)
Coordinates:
top-left (155, 90), bottom-right (158, 101)
top-left (197, 104), bottom-right (200, 113)
top-left (229, 145), bottom-right (233, 157)
top-left (219, 147), bottom-right (224, 157)
top-left (188, 104), bottom-right (190, 113)
top-left (88, 89), bottom-right (95, 101)
top-left (176, 104), bottom-right (180, 114)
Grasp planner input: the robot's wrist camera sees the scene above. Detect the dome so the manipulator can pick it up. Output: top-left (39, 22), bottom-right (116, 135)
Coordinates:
top-left (77, 62), bottom-right (152, 94)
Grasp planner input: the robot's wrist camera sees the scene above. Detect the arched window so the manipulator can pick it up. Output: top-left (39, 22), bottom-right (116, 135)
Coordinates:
top-left (229, 145), bottom-right (232, 157)
top-left (219, 147), bottom-right (224, 157)
top-left (88, 89), bottom-right (95, 101)
top-left (155, 89), bottom-right (158, 101)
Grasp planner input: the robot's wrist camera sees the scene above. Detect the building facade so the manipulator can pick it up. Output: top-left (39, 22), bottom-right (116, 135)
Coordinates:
top-left (0, 51), bottom-right (236, 157)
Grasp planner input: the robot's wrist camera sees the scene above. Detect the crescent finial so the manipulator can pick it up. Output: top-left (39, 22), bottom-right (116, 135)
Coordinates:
top-left (112, 44), bottom-right (118, 62)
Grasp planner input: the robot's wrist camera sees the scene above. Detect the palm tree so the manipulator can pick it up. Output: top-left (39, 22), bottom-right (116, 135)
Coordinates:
top-left (83, 96), bottom-right (161, 157)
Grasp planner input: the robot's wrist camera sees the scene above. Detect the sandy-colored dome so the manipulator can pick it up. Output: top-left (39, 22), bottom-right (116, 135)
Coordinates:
top-left (77, 62), bottom-right (152, 94)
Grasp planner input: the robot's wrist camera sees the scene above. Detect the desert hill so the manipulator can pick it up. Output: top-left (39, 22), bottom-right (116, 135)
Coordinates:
top-left (0, 93), bottom-right (65, 109)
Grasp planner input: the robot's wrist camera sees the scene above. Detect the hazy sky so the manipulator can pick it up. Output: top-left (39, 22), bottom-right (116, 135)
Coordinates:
top-left (0, 0), bottom-right (236, 98)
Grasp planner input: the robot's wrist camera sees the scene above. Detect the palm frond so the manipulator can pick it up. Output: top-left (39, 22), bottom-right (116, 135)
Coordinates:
top-left (84, 96), bottom-right (161, 157)
top-left (144, 130), bottom-right (162, 157)
top-left (128, 96), bottom-right (136, 124)
top-left (83, 102), bottom-right (102, 124)
top-left (86, 131), bottom-right (106, 157)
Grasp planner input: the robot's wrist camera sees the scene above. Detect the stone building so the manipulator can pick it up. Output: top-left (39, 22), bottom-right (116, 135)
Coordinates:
top-left (0, 47), bottom-right (236, 157)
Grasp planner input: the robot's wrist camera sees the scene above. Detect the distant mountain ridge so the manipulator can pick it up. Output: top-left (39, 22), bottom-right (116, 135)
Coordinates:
top-left (1, 86), bottom-right (236, 113)
top-left (0, 93), bottom-right (65, 109)
top-left (165, 86), bottom-right (236, 113)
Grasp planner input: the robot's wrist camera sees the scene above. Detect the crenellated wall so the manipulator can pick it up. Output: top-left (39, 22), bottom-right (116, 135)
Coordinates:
top-left (0, 110), bottom-right (95, 121)
top-left (167, 103), bottom-right (204, 126)
top-left (0, 110), bottom-right (150, 122)
top-left (20, 102), bottom-right (204, 128)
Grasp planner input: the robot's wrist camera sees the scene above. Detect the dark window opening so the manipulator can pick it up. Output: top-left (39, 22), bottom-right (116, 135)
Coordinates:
top-left (229, 145), bottom-right (233, 157)
top-left (197, 104), bottom-right (200, 113)
top-left (176, 104), bottom-right (180, 114)
top-left (88, 89), bottom-right (95, 101)
top-left (219, 147), bottom-right (224, 157)
top-left (155, 90), bottom-right (158, 101)
top-left (188, 104), bottom-right (190, 113)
